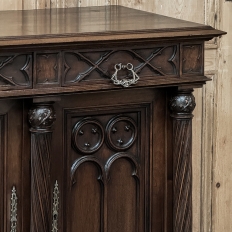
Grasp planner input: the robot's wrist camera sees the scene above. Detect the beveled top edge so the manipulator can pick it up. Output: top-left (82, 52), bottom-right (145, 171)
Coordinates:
top-left (0, 5), bottom-right (226, 46)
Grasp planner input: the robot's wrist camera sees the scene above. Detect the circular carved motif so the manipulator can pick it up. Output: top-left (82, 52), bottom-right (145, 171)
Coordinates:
top-left (106, 116), bottom-right (137, 151)
top-left (28, 103), bottom-right (56, 132)
top-left (169, 93), bottom-right (196, 114)
top-left (72, 118), bottom-right (104, 154)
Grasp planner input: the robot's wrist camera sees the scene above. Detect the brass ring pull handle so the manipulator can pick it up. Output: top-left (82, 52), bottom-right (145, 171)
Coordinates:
top-left (111, 63), bottom-right (140, 87)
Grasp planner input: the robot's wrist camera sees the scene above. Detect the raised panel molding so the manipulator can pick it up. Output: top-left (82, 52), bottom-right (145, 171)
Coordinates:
top-left (65, 103), bottom-right (150, 232)
top-left (182, 44), bottom-right (204, 75)
top-left (35, 53), bottom-right (61, 87)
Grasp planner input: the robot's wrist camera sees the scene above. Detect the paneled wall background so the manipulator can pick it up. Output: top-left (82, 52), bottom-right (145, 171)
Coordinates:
top-left (0, 0), bottom-right (231, 231)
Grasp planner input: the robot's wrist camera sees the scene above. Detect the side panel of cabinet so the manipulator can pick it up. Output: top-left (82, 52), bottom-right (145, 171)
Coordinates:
top-left (52, 88), bottom-right (167, 232)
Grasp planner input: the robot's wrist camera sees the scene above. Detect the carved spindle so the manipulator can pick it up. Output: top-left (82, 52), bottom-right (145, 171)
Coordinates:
top-left (28, 102), bottom-right (56, 232)
top-left (169, 89), bottom-right (196, 232)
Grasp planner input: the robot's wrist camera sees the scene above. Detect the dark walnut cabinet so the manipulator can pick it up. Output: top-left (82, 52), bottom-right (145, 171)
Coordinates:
top-left (0, 6), bottom-right (225, 232)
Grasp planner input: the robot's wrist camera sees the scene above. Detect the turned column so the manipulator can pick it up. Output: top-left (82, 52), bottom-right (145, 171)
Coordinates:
top-left (28, 102), bottom-right (56, 232)
top-left (169, 89), bottom-right (196, 232)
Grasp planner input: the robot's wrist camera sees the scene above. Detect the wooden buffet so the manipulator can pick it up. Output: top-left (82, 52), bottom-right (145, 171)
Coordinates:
top-left (0, 5), bottom-right (225, 232)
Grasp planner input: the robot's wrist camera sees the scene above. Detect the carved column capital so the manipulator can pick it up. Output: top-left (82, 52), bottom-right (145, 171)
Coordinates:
top-left (28, 102), bottom-right (56, 133)
top-left (169, 89), bottom-right (196, 118)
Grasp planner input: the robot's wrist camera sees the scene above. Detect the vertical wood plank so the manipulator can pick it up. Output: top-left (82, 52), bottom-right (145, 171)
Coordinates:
top-left (22, 0), bottom-right (36, 10)
top-left (64, 0), bottom-right (78, 8)
top-left (0, 1), bottom-right (224, 232)
top-left (205, 0), bottom-right (218, 47)
top-left (118, 0), bottom-right (204, 23)
top-left (37, 0), bottom-right (50, 9)
top-left (200, 74), bottom-right (217, 232)
top-left (192, 88), bottom-right (203, 232)
top-left (79, 0), bottom-right (108, 7)
top-left (213, 1), bottom-right (232, 231)
top-left (0, 0), bottom-right (22, 10)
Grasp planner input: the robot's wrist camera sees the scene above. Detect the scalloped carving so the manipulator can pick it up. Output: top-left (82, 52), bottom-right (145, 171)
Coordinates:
top-left (105, 152), bottom-right (139, 179)
top-left (0, 54), bottom-right (32, 88)
top-left (71, 156), bottom-right (105, 185)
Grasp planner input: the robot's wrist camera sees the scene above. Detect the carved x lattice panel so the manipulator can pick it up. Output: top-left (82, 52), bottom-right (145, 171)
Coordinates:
top-left (63, 45), bottom-right (179, 85)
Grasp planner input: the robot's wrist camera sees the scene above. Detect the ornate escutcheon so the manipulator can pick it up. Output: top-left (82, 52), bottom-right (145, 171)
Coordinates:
top-left (111, 63), bottom-right (140, 87)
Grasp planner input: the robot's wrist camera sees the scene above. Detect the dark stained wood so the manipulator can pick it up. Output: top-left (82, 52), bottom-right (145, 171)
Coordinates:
top-left (52, 89), bottom-right (163, 232)
top-left (0, 115), bottom-right (5, 232)
top-left (0, 6), bottom-right (225, 46)
top-left (0, 5), bottom-right (225, 232)
top-left (28, 102), bottom-right (56, 232)
top-left (169, 89), bottom-right (196, 232)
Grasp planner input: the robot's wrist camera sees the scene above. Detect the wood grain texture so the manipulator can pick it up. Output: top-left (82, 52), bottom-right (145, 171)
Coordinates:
top-left (29, 102), bottom-right (56, 232)
top-left (61, 89), bottom-right (155, 232)
top-left (191, 88), bottom-right (202, 232)
top-left (0, 6), bottom-right (222, 47)
top-left (0, 115), bottom-right (6, 232)
top-left (0, 1), bottom-right (225, 232)
top-left (201, 74), bottom-right (217, 232)
top-left (173, 119), bottom-right (192, 232)
top-left (30, 133), bottom-right (52, 231)
top-left (213, 1), bottom-right (232, 232)
top-left (0, 0), bottom-right (22, 10)
top-left (170, 90), bottom-right (196, 232)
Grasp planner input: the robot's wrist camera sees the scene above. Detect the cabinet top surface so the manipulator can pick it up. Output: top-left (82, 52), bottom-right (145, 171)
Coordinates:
top-left (0, 5), bottom-right (225, 46)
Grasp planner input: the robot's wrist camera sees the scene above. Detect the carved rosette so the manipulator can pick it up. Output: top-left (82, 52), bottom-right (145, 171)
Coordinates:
top-left (28, 102), bottom-right (56, 232)
top-left (169, 89), bottom-right (195, 232)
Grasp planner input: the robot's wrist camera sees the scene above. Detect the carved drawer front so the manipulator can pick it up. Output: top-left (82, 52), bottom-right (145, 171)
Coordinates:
top-left (65, 106), bottom-right (150, 232)
top-left (62, 45), bottom-right (179, 86)
top-left (0, 43), bottom-right (205, 91)
top-left (0, 54), bottom-right (32, 90)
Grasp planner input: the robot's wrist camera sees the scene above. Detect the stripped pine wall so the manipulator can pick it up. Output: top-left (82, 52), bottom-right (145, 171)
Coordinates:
top-left (0, 0), bottom-right (231, 231)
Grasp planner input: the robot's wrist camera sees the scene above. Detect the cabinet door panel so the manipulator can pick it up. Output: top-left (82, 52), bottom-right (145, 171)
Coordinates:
top-left (70, 161), bottom-right (102, 232)
top-left (107, 158), bottom-right (138, 232)
top-left (51, 89), bottom-right (167, 232)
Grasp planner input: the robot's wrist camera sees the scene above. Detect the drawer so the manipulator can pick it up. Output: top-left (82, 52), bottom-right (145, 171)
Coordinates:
top-left (0, 43), bottom-right (205, 92)
top-left (62, 44), bottom-right (180, 87)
